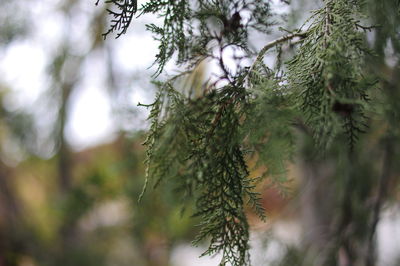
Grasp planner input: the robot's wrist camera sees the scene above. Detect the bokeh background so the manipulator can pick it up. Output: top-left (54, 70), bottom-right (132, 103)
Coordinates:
top-left (0, 0), bottom-right (399, 265)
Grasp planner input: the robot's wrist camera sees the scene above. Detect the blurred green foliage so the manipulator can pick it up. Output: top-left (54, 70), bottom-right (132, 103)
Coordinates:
top-left (0, 0), bottom-right (198, 265)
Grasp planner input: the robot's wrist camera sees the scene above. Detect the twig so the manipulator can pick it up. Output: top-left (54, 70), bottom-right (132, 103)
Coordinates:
top-left (206, 97), bottom-right (236, 140)
top-left (355, 23), bottom-right (379, 32)
top-left (247, 31), bottom-right (308, 79)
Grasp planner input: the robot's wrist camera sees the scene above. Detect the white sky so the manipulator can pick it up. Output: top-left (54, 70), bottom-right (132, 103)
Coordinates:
top-left (0, 0), bottom-right (160, 152)
top-left (1, 41), bottom-right (47, 111)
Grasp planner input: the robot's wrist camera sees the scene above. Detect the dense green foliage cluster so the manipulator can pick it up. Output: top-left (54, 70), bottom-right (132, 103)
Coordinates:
top-left (139, 80), bottom-right (265, 265)
top-left (99, 0), bottom-right (400, 265)
top-left (288, 0), bottom-right (372, 150)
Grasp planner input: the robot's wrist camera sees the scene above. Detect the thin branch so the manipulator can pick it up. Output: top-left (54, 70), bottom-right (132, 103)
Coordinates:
top-left (324, 2), bottom-right (331, 49)
top-left (206, 97), bottom-right (235, 140)
top-left (355, 22), bottom-right (380, 32)
top-left (247, 31), bottom-right (308, 79)
top-left (366, 140), bottom-right (393, 266)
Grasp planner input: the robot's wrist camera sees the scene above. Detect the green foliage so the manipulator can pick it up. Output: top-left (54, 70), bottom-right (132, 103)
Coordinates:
top-left (244, 64), bottom-right (297, 188)
top-left (287, 0), bottom-right (372, 150)
top-left (141, 1), bottom-right (191, 75)
top-left (138, 0), bottom-right (273, 76)
top-left (98, 0), bottom-right (138, 38)
top-left (140, 80), bottom-right (265, 265)
top-left (100, 0), bottom-right (399, 265)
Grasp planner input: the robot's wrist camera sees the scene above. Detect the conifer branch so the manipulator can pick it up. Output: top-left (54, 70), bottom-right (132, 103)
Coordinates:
top-left (248, 31), bottom-right (308, 77)
top-left (355, 23), bottom-right (378, 32)
top-left (100, 0), bottom-right (137, 39)
top-left (93, 0), bottom-right (398, 264)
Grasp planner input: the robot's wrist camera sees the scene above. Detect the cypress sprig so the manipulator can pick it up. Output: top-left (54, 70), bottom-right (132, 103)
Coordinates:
top-left (140, 81), bottom-right (264, 265)
top-left (97, 0), bottom-right (379, 264)
top-left (287, 0), bottom-right (372, 150)
top-left (98, 0), bottom-right (137, 39)
top-left (141, 0), bottom-right (191, 75)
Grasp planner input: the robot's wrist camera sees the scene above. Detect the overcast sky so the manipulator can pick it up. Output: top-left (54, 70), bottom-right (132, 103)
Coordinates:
top-left (0, 0), bottom-right (162, 153)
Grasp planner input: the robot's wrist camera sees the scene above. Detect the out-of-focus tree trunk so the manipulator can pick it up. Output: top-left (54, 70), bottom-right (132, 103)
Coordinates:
top-left (297, 134), bottom-right (374, 266)
top-left (58, 81), bottom-right (73, 194)
top-left (0, 163), bottom-right (21, 266)
top-left (298, 138), bottom-right (396, 266)
top-left (298, 150), bottom-right (338, 265)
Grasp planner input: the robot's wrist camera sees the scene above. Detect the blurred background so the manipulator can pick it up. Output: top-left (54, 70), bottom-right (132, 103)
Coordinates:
top-left (0, 0), bottom-right (399, 265)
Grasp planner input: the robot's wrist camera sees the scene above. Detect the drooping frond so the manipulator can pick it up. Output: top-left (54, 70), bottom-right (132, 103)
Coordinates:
top-left (287, 0), bottom-right (373, 150)
top-left (140, 80), bottom-right (265, 265)
top-left (96, 0), bottom-right (382, 264)
top-left (97, 0), bottom-right (137, 39)
top-left (140, 0), bottom-right (273, 75)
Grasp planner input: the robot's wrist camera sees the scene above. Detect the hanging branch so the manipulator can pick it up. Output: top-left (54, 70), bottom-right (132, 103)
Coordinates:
top-left (246, 31), bottom-right (308, 84)
top-left (95, 0), bottom-right (382, 265)
top-left (99, 0), bottom-right (137, 39)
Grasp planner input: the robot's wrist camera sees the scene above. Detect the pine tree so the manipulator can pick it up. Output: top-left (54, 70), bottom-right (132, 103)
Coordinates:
top-left (99, 0), bottom-right (400, 265)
